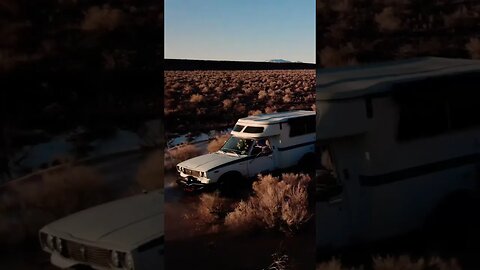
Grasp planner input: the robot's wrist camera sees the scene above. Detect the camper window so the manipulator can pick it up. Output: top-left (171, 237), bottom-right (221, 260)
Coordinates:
top-left (243, 126), bottom-right (264, 133)
top-left (289, 115), bottom-right (315, 137)
top-left (233, 125), bottom-right (245, 132)
top-left (395, 74), bottom-right (480, 141)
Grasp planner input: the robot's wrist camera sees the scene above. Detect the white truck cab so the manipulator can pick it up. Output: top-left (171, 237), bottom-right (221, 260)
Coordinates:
top-left (176, 110), bottom-right (315, 192)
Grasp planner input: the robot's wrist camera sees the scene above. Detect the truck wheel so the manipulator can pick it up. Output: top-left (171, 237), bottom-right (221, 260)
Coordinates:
top-left (217, 172), bottom-right (243, 197)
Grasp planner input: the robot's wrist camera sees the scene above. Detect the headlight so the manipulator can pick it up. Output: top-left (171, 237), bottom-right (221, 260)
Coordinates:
top-left (46, 235), bottom-right (55, 251)
top-left (125, 253), bottom-right (134, 270)
top-left (111, 250), bottom-right (121, 267)
top-left (55, 237), bottom-right (64, 253)
top-left (201, 171), bottom-right (206, 177)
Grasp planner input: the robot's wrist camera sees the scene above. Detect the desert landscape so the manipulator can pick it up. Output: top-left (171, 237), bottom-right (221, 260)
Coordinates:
top-left (164, 68), bottom-right (315, 135)
top-left (164, 61), bottom-right (316, 270)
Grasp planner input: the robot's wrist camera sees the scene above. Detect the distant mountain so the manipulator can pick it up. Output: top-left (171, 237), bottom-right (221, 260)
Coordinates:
top-left (164, 59), bottom-right (315, 70)
top-left (268, 59), bottom-right (292, 63)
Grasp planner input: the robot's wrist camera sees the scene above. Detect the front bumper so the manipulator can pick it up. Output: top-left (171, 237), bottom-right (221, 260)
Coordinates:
top-left (176, 175), bottom-right (212, 192)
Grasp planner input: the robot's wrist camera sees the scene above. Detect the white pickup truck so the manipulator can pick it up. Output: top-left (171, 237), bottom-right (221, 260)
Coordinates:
top-left (39, 190), bottom-right (164, 270)
top-left (176, 111), bottom-right (316, 192)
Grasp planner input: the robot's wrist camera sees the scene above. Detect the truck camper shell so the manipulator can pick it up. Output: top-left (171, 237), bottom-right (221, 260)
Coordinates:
top-left (316, 57), bottom-right (480, 248)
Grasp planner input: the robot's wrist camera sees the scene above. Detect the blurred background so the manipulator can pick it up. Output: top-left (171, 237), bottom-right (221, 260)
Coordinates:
top-left (0, 0), bottom-right (163, 268)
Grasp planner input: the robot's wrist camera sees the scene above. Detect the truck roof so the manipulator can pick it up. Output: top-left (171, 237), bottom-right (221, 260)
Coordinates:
top-left (238, 110), bottom-right (315, 125)
top-left (317, 57), bottom-right (480, 101)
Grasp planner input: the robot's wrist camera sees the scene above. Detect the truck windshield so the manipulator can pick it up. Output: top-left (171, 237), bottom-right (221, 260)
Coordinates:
top-left (220, 137), bottom-right (253, 155)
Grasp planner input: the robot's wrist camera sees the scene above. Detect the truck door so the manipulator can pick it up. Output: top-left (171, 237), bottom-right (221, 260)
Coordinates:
top-left (247, 138), bottom-right (276, 178)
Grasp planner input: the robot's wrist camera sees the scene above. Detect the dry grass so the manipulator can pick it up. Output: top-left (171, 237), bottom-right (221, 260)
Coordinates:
top-left (0, 165), bottom-right (111, 245)
top-left (207, 134), bottom-right (231, 153)
top-left (225, 173), bottom-right (312, 233)
top-left (136, 150), bottom-right (163, 190)
top-left (316, 256), bottom-right (462, 270)
top-left (184, 192), bottom-right (231, 232)
top-left (164, 144), bottom-right (201, 170)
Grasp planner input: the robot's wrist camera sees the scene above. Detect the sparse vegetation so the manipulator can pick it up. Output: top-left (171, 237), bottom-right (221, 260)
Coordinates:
top-left (165, 70), bottom-right (315, 134)
top-left (225, 173), bottom-right (312, 233)
top-left (164, 144), bottom-right (202, 170)
top-left (136, 150), bottom-right (163, 190)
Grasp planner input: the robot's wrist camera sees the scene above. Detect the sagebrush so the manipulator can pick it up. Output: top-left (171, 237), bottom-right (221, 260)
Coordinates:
top-left (225, 173), bottom-right (312, 233)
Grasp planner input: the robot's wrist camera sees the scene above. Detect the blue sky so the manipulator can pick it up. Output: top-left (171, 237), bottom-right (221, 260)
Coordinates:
top-left (164, 0), bottom-right (315, 63)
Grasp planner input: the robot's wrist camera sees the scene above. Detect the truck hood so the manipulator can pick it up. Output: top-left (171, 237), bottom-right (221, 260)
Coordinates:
top-left (43, 190), bottom-right (163, 250)
top-left (177, 152), bottom-right (244, 172)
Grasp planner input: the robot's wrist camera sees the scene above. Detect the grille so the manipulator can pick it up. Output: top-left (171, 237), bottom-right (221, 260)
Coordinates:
top-left (184, 168), bottom-right (201, 177)
top-left (65, 240), bottom-right (112, 267)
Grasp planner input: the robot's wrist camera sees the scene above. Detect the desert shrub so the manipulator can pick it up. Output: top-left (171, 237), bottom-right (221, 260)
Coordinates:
top-left (280, 174), bottom-right (311, 230)
top-left (258, 90), bottom-right (268, 99)
top-left (223, 200), bottom-right (261, 232)
top-left (466, 38), bottom-right (480, 59)
top-left (164, 144), bottom-right (201, 170)
top-left (207, 134), bottom-right (231, 153)
top-left (223, 99), bottom-right (233, 110)
top-left (375, 7), bottom-right (402, 32)
top-left (184, 192), bottom-right (231, 232)
top-left (225, 173), bottom-right (312, 233)
top-left (136, 150), bottom-right (163, 190)
top-left (265, 107), bottom-right (276, 114)
top-left (190, 94), bottom-right (204, 103)
top-left (81, 5), bottom-right (125, 32)
top-left (249, 110), bottom-right (263, 116)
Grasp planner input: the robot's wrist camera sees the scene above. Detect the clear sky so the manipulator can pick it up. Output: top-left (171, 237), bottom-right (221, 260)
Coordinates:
top-left (164, 0), bottom-right (315, 63)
